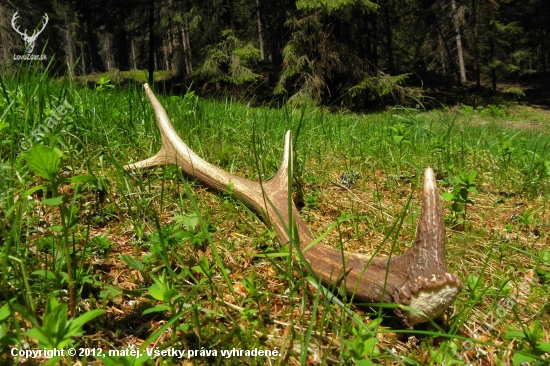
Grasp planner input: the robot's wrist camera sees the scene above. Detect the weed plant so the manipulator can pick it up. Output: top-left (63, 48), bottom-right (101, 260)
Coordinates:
top-left (0, 64), bottom-right (549, 365)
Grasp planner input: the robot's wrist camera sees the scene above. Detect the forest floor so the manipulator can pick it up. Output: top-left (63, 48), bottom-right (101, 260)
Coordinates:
top-left (2, 71), bottom-right (550, 365)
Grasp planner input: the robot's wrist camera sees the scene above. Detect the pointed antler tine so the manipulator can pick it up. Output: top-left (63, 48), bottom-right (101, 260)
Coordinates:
top-left (124, 84), bottom-right (178, 170)
top-left (391, 167), bottom-right (462, 326)
top-left (422, 167), bottom-right (446, 247)
top-left (408, 167), bottom-right (447, 275)
top-left (271, 130), bottom-right (292, 184)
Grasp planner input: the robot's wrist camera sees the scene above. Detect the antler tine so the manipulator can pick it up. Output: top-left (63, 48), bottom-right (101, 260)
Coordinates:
top-left (126, 84), bottom-right (462, 327)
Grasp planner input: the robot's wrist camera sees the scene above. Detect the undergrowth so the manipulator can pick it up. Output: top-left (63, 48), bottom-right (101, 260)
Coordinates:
top-left (1, 64), bottom-right (549, 365)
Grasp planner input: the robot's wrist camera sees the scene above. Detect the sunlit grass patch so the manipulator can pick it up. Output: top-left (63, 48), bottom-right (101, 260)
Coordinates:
top-left (1, 66), bottom-right (549, 365)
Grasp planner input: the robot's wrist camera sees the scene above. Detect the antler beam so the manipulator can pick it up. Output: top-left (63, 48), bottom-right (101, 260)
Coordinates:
top-left (125, 84), bottom-right (462, 327)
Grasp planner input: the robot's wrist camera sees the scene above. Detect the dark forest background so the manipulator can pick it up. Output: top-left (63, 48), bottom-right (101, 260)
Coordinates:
top-left (1, 0), bottom-right (549, 108)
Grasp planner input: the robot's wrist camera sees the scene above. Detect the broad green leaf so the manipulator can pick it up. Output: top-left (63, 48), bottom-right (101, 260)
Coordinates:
top-left (100, 286), bottom-right (123, 300)
top-left (24, 328), bottom-right (52, 348)
top-left (42, 196), bottom-right (65, 206)
top-left (21, 185), bottom-right (46, 198)
top-left (120, 254), bottom-right (145, 271)
top-left (392, 135), bottom-right (404, 144)
top-left (441, 192), bottom-right (454, 201)
top-left (0, 303), bottom-right (11, 322)
top-left (68, 309), bottom-right (105, 334)
top-left (504, 330), bottom-right (527, 339)
top-left (26, 145), bottom-right (61, 181)
top-left (512, 352), bottom-right (535, 365)
top-left (148, 284), bottom-right (165, 301)
top-left (363, 337), bottom-right (380, 356)
top-left (32, 270), bottom-right (57, 280)
top-left (536, 341), bottom-right (550, 353)
top-left (355, 360), bottom-right (375, 366)
top-left (467, 275), bottom-right (481, 290)
top-left (142, 305), bottom-right (171, 315)
top-left (64, 175), bottom-right (98, 185)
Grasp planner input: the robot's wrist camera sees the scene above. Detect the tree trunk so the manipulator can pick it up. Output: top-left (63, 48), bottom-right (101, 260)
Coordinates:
top-left (0, 6), bottom-right (9, 66)
top-left (471, 0), bottom-right (480, 87)
top-left (163, 41), bottom-right (169, 70)
top-left (179, 26), bottom-right (190, 75)
top-left (224, 0), bottom-right (233, 29)
top-left (368, 18), bottom-right (378, 67)
top-left (490, 36), bottom-right (497, 91)
top-left (434, 14), bottom-right (461, 82)
top-left (542, 30), bottom-right (548, 74)
top-left (439, 33), bottom-right (447, 76)
top-left (384, 2), bottom-right (395, 73)
top-left (65, 27), bottom-right (74, 73)
top-left (148, 0), bottom-right (155, 85)
top-left (168, 28), bottom-right (174, 64)
top-left (256, 0), bottom-right (265, 60)
top-left (131, 39), bottom-right (137, 70)
top-left (185, 17), bottom-right (192, 74)
top-left (101, 32), bottom-right (115, 71)
top-left (451, 0), bottom-right (466, 83)
top-left (80, 43), bottom-right (86, 75)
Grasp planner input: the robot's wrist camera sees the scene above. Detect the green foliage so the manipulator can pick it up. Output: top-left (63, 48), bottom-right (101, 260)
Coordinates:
top-left (520, 151), bottom-right (550, 196)
top-left (26, 145), bottom-right (62, 181)
top-left (119, 254), bottom-right (145, 272)
top-left (95, 77), bottom-right (114, 92)
top-left (504, 87), bottom-right (526, 98)
top-left (478, 104), bottom-right (508, 119)
top-left (343, 319), bottom-right (382, 365)
top-left (296, 0), bottom-right (378, 12)
top-left (441, 169), bottom-right (478, 229)
top-left (275, 2), bottom-right (410, 109)
top-left (430, 341), bottom-right (465, 365)
top-left (192, 255), bottom-right (215, 281)
top-left (275, 41), bottom-right (325, 106)
top-left (348, 73), bottom-right (410, 101)
top-left (535, 249), bottom-right (550, 282)
top-left (497, 136), bottom-right (516, 166)
top-left (389, 122), bottom-right (411, 145)
top-left (195, 30), bottom-right (261, 85)
top-left (242, 273), bottom-right (260, 298)
top-left (1, 66), bottom-right (550, 364)
top-left (504, 320), bottom-right (550, 365)
top-left (147, 270), bottom-right (180, 305)
top-left (23, 297), bottom-right (104, 349)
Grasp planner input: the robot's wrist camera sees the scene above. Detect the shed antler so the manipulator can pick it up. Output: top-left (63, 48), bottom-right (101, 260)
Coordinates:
top-left (125, 84), bottom-right (462, 327)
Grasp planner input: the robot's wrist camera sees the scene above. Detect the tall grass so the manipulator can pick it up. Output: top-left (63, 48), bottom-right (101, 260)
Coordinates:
top-left (1, 65), bottom-right (549, 365)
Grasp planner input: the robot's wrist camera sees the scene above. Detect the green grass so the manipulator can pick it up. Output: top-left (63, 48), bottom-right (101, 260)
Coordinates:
top-left (1, 64), bottom-right (549, 365)
top-left (74, 69), bottom-right (172, 86)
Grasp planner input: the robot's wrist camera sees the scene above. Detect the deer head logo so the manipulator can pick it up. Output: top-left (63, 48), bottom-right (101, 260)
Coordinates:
top-left (11, 11), bottom-right (49, 54)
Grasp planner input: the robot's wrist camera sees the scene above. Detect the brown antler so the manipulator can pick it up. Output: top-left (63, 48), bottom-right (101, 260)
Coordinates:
top-left (125, 84), bottom-right (462, 327)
